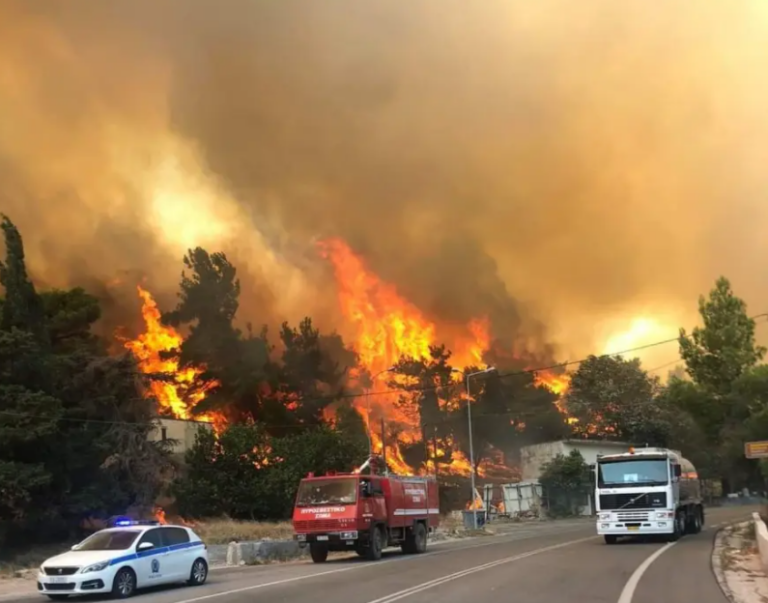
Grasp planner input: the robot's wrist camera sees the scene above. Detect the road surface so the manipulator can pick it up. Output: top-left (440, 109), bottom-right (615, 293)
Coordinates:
top-left (16, 506), bottom-right (756, 603)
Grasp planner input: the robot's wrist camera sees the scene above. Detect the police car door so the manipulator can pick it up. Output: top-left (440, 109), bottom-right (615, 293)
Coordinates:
top-left (160, 527), bottom-right (192, 581)
top-left (135, 528), bottom-right (173, 586)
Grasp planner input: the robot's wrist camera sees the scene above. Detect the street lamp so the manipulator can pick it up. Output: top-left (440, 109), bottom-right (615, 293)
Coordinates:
top-left (453, 366), bottom-right (496, 529)
top-left (366, 367), bottom-right (396, 460)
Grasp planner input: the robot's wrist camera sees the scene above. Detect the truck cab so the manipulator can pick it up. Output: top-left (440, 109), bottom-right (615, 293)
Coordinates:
top-left (292, 469), bottom-right (438, 563)
top-left (595, 446), bottom-right (704, 544)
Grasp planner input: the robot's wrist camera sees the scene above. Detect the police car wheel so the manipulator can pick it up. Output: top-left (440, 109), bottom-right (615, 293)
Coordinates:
top-left (111, 567), bottom-right (137, 599)
top-left (188, 558), bottom-right (208, 586)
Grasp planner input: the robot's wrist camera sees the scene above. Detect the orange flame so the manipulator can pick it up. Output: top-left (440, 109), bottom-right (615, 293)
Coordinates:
top-left (125, 286), bottom-right (225, 431)
top-left (319, 238), bottom-right (494, 476)
top-left (153, 507), bottom-right (168, 525)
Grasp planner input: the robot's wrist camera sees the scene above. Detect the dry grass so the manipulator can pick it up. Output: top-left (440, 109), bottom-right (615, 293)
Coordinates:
top-left (190, 518), bottom-right (295, 544)
top-left (0, 544), bottom-right (73, 579)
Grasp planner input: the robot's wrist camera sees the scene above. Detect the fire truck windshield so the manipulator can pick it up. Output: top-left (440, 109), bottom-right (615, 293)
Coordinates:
top-left (296, 478), bottom-right (358, 506)
top-left (598, 458), bottom-right (668, 488)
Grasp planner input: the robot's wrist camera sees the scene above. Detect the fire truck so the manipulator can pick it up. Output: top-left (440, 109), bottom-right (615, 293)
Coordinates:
top-left (292, 457), bottom-right (440, 563)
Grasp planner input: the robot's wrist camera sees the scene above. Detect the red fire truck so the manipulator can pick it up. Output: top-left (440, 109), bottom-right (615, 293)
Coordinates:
top-left (292, 460), bottom-right (439, 563)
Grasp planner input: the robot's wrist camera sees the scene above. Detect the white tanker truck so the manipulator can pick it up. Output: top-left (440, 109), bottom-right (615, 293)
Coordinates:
top-left (595, 446), bottom-right (704, 544)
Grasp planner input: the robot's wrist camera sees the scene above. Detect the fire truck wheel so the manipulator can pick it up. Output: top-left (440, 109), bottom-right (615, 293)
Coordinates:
top-left (309, 543), bottom-right (329, 563)
top-left (403, 523), bottom-right (428, 554)
top-left (366, 526), bottom-right (383, 561)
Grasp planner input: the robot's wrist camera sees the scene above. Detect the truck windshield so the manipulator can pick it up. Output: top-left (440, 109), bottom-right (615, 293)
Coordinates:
top-left (598, 459), bottom-right (668, 487)
top-left (296, 479), bottom-right (358, 506)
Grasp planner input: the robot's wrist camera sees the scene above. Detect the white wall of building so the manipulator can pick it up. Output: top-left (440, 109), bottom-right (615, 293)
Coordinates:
top-left (520, 439), bottom-right (633, 482)
top-left (147, 417), bottom-right (213, 456)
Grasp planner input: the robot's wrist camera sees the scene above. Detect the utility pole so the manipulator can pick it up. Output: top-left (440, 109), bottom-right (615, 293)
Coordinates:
top-left (459, 366), bottom-right (496, 530)
top-left (381, 417), bottom-right (388, 476)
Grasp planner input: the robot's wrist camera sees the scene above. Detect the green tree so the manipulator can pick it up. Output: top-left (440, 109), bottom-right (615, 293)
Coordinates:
top-left (0, 217), bottom-right (170, 550)
top-left (163, 247), bottom-right (269, 421)
top-left (679, 276), bottom-right (765, 395)
top-left (388, 346), bottom-right (462, 471)
top-left (260, 319), bottom-right (349, 435)
top-left (173, 422), bottom-right (367, 520)
top-left (539, 450), bottom-right (592, 517)
top-left (0, 216), bottom-right (48, 346)
top-left (564, 355), bottom-right (681, 445)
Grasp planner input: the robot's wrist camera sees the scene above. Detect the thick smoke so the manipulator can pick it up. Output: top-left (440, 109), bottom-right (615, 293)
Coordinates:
top-left (2, 0), bottom-right (768, 362)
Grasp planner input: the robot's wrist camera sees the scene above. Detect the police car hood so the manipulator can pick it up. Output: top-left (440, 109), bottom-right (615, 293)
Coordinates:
top-left (44, 550), bottom-right (122, 568)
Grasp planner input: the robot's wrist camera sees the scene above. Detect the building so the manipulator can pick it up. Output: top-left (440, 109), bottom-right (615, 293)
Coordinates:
top-left (147, 417), bottom-right (214, 458)
top-left (513, 439), bottom-right (634, 517)
top-left (519, 439), bottom-right (634, 482)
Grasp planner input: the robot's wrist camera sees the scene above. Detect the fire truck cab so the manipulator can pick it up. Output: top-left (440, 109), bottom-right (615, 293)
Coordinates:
top-left (292, 466), bottom-right (439, 563)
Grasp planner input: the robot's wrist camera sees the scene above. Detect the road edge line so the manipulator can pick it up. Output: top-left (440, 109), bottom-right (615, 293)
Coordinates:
top-left (617, 541), bottom-right (677, 603)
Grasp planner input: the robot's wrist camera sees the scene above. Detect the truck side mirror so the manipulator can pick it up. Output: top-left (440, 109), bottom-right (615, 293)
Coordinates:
top-left (674, 465), bottom-right (682, 478)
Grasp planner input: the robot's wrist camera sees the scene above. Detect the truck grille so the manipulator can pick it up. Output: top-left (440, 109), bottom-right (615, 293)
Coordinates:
top-left (615, 511), bottom-right (650, 522)
top-left (294, 519), bottom-right (341, 531)
top-left (43, 568), bottom-right (79, 576)
top-left (599, 492), bottom-right (666, 510)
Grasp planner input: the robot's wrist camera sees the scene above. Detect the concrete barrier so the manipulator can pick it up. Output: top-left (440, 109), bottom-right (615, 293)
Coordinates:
top-left (226, 539), bottom-right (308, 566)
top-left (752, 512), bottom-right (768, 574)
top-left (206, 544), bottom-right (229, 567)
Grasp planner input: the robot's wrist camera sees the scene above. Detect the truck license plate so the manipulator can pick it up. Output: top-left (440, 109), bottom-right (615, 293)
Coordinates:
top-left (317, 535), bottom-right (328, 541)
top-left (627, 526), bottom-right (638, 531)
top-left (48, 577), bottom-right (69, 584)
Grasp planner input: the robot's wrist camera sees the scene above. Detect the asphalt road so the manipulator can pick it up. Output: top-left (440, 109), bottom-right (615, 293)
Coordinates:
top-left (17, 506), bottom-right (757, 603)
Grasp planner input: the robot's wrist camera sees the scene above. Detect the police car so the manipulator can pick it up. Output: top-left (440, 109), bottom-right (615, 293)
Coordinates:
top-left (37, 520), bottom-right (209, 600)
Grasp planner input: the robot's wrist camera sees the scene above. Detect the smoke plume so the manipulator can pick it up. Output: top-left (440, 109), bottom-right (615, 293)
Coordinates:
top-left (2, 0), bottom-right (768, 363)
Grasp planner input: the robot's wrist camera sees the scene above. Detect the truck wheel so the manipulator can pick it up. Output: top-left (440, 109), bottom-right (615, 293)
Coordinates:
top-left (691, 508), bottom-right (702, 534)
top-left (366, 526), bottom-right (383, 561)
top-left (604, 535), bottom-right (618, 545)
top-left (402, 523), bottom-right (428, 555)
top-left (667, 513), bottom-right (683, 542)
top-left (310, 543), bottom-right (329, 563)
top-left (413, 523), bottom-right (427, 553)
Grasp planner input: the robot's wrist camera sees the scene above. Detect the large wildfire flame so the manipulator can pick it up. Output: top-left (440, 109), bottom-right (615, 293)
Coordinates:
top-left (124, 286), bottom-right (225, 431)
top-left (125, 240), bottom-right (575, 478)
top-left (317, 238), bottom-right (494, 476)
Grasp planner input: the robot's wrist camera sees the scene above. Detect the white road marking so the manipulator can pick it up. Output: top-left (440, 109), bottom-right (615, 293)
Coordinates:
top-left (361, 536), bottom-right (596, 603)
top-left (617, 542), bottom-right (677, 603)
top-left (172, 564), bottom-right (369, 603)
top-left (172, 535), bottom-right (595, 603)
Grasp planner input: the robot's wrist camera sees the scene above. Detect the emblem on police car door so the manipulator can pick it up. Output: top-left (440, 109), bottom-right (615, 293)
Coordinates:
top-left (151, 559), bottom-right (160, 574)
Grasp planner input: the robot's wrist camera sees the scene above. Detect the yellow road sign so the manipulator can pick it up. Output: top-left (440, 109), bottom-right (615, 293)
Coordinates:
top-left (745, 441), bottom-right (768, 459)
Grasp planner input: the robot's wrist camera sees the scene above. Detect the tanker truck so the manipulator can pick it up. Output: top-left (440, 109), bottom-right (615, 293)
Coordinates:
top-left (595, 446), bottom-right (704, 544)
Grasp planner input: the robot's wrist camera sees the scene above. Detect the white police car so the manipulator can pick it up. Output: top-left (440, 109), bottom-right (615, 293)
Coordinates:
top-left (37, 520), bottom-right (209, 600)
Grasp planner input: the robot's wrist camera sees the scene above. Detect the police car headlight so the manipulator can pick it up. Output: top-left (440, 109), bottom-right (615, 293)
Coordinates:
top-left (82, 561), bottom-right (110, 573)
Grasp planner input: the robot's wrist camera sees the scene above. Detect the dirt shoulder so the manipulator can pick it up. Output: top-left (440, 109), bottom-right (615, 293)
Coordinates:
top-left (714, 520), bottom-right (768, 603)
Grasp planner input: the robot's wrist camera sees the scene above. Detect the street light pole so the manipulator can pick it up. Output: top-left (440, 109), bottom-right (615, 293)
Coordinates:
top-left (458, 366), bottom-right (496, 530)
top-left (366, 367), bottom-right (395, 464)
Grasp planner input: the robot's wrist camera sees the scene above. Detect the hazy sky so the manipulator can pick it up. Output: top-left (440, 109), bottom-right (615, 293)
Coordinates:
top-left (2, 0), bottom-right (768, 369)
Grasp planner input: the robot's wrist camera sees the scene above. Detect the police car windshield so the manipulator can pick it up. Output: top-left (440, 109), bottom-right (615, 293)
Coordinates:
top-left (77, 530), bottom-right (141, 551)
top-left (296, 478), bottom-right (357, 506)
top-left (598, 459), bottom-right (668, 488)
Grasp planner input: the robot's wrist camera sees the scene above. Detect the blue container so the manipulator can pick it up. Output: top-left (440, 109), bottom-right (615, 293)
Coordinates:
top-left (462, 510), bottom-right (485, 529)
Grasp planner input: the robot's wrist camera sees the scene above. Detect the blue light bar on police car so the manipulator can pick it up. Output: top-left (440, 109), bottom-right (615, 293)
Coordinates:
top-left (111, 519), bottom-right (161, 527)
